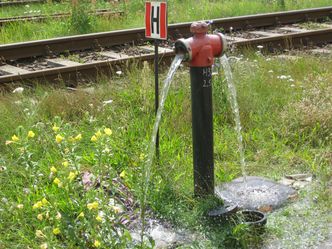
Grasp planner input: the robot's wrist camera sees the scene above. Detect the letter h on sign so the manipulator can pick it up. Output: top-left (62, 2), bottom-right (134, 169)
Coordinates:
top-left (145, 2), bottom-right (167, 40)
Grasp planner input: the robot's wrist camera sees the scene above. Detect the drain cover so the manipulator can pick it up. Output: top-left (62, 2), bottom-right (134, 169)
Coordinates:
top-left (215, 176), bottom-right (296, 211)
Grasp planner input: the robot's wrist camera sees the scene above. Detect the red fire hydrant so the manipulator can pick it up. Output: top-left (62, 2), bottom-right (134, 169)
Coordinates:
top-left (175, 22), bottom-right (227, 197)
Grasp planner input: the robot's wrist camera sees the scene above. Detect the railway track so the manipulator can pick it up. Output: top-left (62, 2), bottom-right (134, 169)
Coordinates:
top-left (0, 9), bottom-right (124, 26)
top-left (0, 6), bottom-right (332, 85)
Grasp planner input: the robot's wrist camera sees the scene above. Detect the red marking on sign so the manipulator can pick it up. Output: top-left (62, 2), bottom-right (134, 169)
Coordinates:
top-left (160, 3), bottom-right (167, 39)
top-left (145, 1), bottom-right (167, 40)
top-left (145, 2), bottom-right (151, 37)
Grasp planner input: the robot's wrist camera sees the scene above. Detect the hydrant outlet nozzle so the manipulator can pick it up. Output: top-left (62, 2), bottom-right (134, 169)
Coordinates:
top-left (174, 38), bottom-right (192, 61)
top-left (174, 21), bottom-right (227, 67)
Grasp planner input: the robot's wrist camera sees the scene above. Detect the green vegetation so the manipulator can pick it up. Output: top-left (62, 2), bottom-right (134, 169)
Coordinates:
top-left (1, 0), bottom-right (332, 44)
top-left (0, 52), bottom-right (331, 248)
top-left (0, 0), bottom-right (116, 18)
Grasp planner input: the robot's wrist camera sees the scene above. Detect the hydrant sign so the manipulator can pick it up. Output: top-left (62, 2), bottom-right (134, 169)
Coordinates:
top-left (145, 1), bottom-right (167, 40)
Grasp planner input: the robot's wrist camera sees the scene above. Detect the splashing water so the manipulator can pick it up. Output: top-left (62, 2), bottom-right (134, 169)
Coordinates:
top-left (140, 54), bottom-right (183, 242)
top-left (220, 55), bottom-right (247, 182)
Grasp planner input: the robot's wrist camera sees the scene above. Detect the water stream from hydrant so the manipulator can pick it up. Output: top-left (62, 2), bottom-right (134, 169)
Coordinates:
top-left (220, 55), bottom-right (247, 182)
top-left (140, 54), bottom-right (183, 242)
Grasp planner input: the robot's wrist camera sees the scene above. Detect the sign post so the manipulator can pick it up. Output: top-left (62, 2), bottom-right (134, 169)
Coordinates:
top-left (145, 1), bottom-right (167, 159)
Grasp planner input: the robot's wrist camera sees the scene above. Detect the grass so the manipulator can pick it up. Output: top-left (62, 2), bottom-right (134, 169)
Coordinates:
top-left (1, 0), bottom-right (332, 44)
top-left (0, 51), bottom-right (331, 248)
top-left (0, 0), bottom-right (118, 18)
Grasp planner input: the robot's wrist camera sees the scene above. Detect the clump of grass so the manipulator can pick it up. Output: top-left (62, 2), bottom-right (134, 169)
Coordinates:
top-left (69, 2), bottom-right (95, 34)
top-left (281, 82), bottom-right (332, 146)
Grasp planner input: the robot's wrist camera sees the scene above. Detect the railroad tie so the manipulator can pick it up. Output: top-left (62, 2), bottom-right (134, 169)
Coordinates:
top-left (0, 65), bottom-right (29, 75)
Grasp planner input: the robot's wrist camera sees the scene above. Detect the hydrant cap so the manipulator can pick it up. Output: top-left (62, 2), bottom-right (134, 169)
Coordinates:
top-left (190, 22), bottom-right (208, 34)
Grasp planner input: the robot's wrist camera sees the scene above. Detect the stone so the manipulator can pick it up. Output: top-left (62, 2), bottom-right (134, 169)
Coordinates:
top-left (279, 177), bottom-right (295, 186)
top-left (285, 173), bottom-right (312, 180)
top-left (292, 181), bottom-right (310, 189)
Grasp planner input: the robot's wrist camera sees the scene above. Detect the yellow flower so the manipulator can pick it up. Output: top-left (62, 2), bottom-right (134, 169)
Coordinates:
top-left (52, 125), bottom-right (59, 132)
top-left (40, 243), bottom-right (48, 249)
top-left (35, 230), bottom-right (45, 238)
top-left (96, 215), bottom-right (103, 222)
top-left (50, 166), bottom-right (57, 173)
top-left (56, 211), bottom-right (62, 220)
top-left (55, 134), bottom-right (64, 143)
top-left (62, 161), bottom-right (69, 167)
top-left (94, 240), bottom-right (101, 248)
top-left (104, 128), bottom-right (112, 136)
top-left (52, 227), bottom-right (61, 235)
top-left (37, 213), bottom-right (43, 221)
top-left (68, 171), bottom-right (77, 182)
top-left (91, 135), bottom-right (98, 142)
top-left (120, 170), bottom-right (126, 179)
top-left (33, 201), bottom-right (43, 209)
top-left (95, 130), bottom-right (102, 138)
top-left (75, 133), bottom-right (82, 141)
top-left (11, 135), bottom-right (19, 142)
top-left (41, 198), bottom-right (48, 205)
top-left (28, 130), bottom-right (35, 138)
top-left (77, 212), bottom-right (84, 218)
top-left (53, 178), bottom-right (62, 187)
top-left (87, 201), bottom-right (99, 210)
top-left (17, 204), bottom-right (24, 209)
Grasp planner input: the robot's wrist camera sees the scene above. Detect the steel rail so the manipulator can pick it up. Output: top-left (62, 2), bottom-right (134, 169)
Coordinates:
top-left (1, 28), bottom-right (331, 84)
top-left (1, 6), bottom-right (332, 61)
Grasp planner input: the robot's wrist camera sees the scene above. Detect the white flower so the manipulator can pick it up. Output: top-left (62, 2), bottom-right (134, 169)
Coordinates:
top-left (116, 71), bottom-right (122, 76)
top-left (103, 99), bottom-right (113, 106)
top-left (13, 87), bottom-right (24, 94)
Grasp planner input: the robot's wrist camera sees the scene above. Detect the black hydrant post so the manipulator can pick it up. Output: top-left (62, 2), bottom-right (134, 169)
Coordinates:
top-left (174, 21), bottom-right (226, 197)
top-left (191, 66), bottom-right (214, 196)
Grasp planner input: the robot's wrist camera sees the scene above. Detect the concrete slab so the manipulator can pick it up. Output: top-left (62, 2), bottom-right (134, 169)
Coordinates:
top-left (215, 176), bottom-right (296, 211)
top-left (224, 35), bottom-right (249, 42)
top-left (100, 51), bottom-right (129, 59)
top-left (309, 48), bottom-right (332, 55)
top-left (139, 45), bottom-right (173, 54)
top-left (278, 27), bottom-right (307, 33)
top-left (46, 58), bottom-right (81, 67)
top-left (249, 31), bottom-right (280, 37)
top-left (0, 64), bottom-right (29, 75)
